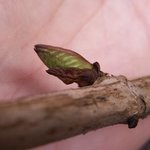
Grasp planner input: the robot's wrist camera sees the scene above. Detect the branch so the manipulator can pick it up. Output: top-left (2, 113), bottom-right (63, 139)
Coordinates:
top-left (0, 75), bottom-right (150, 149)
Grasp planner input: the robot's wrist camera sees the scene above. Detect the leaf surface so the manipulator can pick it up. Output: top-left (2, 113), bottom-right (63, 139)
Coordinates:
top-left (34, 44), bottom-right (92, 69)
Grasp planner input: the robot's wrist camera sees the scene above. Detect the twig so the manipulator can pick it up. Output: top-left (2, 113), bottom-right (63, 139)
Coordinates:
top-left (0, 75), bottom-right (150, 149)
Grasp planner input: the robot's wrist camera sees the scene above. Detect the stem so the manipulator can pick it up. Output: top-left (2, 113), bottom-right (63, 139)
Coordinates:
top-left (0, 75), bottom-right (150, 149)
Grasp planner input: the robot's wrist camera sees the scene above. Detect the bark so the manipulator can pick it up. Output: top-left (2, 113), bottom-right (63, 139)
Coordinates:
top-left (0, 75), bottom-right (150, 150)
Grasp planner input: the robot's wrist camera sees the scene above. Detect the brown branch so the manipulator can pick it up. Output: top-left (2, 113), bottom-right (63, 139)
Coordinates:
top-left (0, 75), bottom-right (150, 149)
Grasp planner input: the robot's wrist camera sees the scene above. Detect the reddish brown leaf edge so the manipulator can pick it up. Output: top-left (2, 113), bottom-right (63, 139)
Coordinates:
top-left (46, 62), bottom-right (106, 87)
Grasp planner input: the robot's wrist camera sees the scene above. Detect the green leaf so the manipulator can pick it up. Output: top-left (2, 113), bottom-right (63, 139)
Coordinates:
top-left (34, 44), bottom-right (93, 70)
